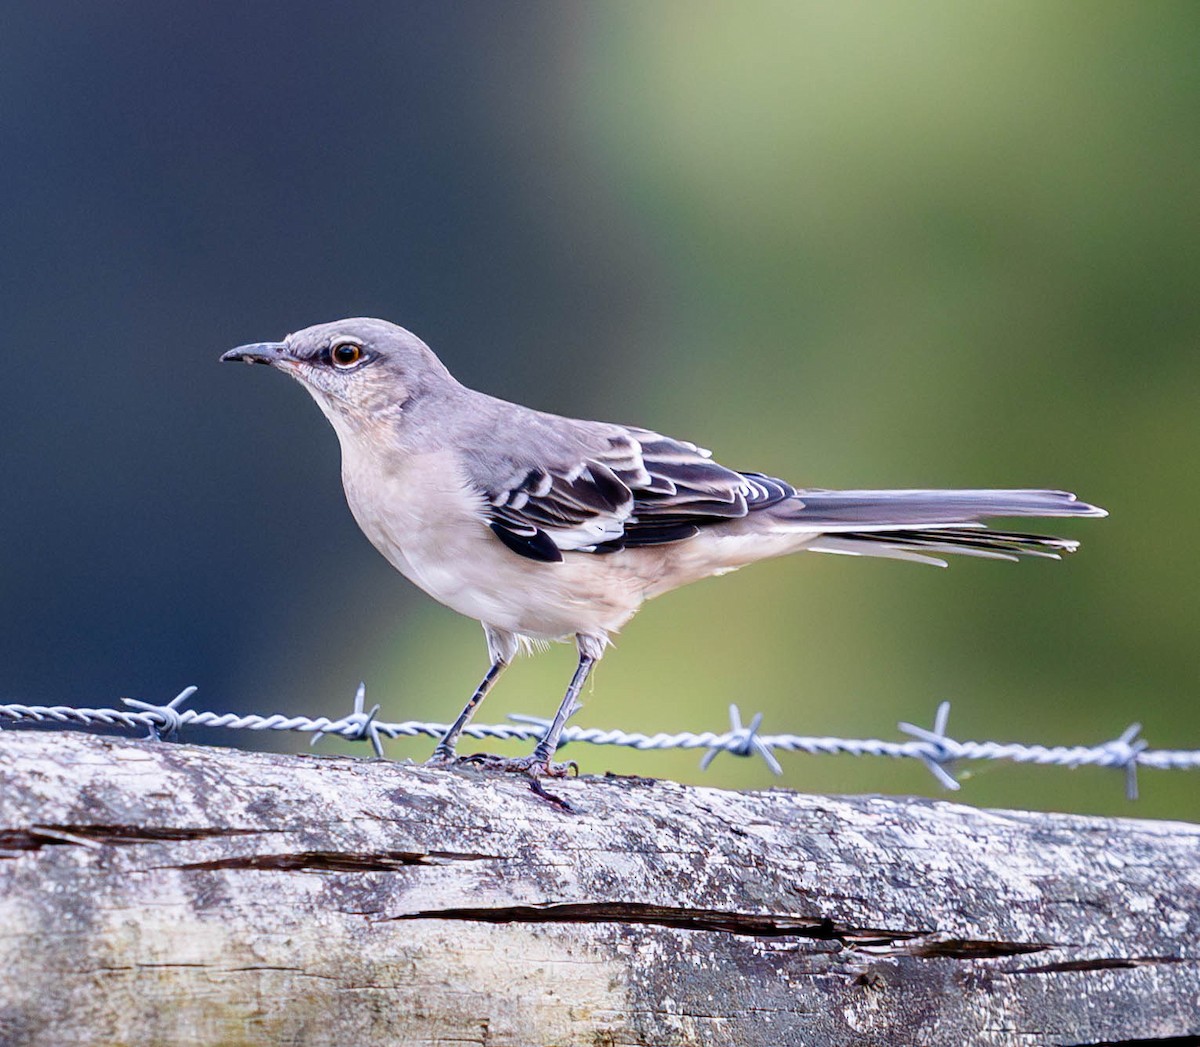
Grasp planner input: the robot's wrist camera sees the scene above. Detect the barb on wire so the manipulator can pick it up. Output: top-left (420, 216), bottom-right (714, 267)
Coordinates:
top-left (0, 686), bottom-right (1196, 800)
top-left (897, 701), bottom-right (962, 790)
top-left (699, 705), bottom-right (783, 775)
top-left (312, 682), bottom-right (386, 757)
top-left (1101, 723), bottom-right (1148, 801)
top-left (122, 686), bottom-right (197, 741)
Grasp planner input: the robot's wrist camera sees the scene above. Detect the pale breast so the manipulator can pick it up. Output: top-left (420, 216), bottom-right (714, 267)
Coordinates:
top-left (339, 444), bottom-right (647, 639)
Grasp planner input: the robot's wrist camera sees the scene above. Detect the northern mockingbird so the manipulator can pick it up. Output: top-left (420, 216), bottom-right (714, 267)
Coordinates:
top-left (222, 317), bottom-right (1105, 776)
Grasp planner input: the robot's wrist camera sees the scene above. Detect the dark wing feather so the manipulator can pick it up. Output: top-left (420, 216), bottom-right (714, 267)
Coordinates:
top-left (479, 425), bottom-right (796, 560)
top-left (489, 520), bottom-right (564, 563)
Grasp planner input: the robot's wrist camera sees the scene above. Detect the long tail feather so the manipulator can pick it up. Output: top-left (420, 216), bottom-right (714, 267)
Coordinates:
top-left (776, 488), bottom-right (1105, 567)
top-left (808, 527), bottom-right (1080, 567)
top-left (783, 488), bottom-right (1106, 528)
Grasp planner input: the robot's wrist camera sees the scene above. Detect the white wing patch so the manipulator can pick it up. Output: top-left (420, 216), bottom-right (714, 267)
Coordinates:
top-left (484, 428), bottom-right (796, 562)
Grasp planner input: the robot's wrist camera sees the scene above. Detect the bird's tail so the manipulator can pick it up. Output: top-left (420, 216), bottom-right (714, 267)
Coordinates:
top-left (777, 488), bottom-right (1106, 567)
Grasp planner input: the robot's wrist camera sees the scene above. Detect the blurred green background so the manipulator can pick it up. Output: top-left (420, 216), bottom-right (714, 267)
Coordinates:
top-left (3, 2), bottom-right (1197, 819)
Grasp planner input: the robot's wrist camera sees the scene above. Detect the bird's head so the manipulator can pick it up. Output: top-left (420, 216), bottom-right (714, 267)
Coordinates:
top-left (221, 317), bottom-right (456, 436)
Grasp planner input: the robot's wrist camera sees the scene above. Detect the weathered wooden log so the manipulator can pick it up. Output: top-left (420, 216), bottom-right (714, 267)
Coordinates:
top-left (1, 730), bottom-right (1197, 1045)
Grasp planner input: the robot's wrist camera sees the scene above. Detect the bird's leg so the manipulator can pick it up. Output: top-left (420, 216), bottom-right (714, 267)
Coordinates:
top-left (460, 635), bottom-right (603, 779)
top-left (428, 658), bottom-right (508, 762)
top-left (529, 651), bottom-right (595, 769)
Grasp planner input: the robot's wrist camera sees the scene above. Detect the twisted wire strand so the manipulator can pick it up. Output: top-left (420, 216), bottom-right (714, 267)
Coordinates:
top-left (1, 688), bottom-right (1194, 798)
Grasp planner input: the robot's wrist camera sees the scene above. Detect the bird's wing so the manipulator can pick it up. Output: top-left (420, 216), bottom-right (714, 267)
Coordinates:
top-left (467, 422), bottom-right (795, 563)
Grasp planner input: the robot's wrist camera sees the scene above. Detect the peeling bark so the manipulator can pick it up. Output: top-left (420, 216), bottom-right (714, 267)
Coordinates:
top-left (1, 731), bottom-right (1198, 1046)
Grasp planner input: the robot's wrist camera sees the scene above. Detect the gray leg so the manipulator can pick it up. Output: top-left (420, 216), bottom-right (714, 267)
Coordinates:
top-left (530, 651), bottom-right (596, 766)
top-left (454, 631), bottom-right (606, 778)
top-left (430, 658), bottom-right (509, 761)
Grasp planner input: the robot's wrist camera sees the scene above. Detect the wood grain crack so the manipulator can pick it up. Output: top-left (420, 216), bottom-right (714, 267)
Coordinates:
top-left (387, 901), bottom-right (930, 944)
top-left (1, 823), bottom-right (269, 851)
top-left (171, 849), bottom-right (502, 872)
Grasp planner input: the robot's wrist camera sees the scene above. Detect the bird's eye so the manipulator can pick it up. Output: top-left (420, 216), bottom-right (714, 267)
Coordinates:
top-left (330, 342), bottom-right (363, 368)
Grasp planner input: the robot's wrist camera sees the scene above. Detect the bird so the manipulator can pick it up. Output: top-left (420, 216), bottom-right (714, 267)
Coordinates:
top-left (222, 317), bottom-right (1105, 776)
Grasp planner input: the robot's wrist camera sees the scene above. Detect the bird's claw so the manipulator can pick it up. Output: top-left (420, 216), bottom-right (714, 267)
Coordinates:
top-left (456, 752), bottom-right (578, 779)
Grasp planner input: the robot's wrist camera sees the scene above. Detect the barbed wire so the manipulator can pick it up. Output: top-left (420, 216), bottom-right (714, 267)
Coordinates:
top-left (1, 684), bottom-right (1194, 800)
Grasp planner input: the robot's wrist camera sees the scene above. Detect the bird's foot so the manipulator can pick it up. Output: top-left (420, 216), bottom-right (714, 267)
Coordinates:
top-left (425, 750), bottom-right (580, 811)
top-left (458, 752), bottom-right (578, 779)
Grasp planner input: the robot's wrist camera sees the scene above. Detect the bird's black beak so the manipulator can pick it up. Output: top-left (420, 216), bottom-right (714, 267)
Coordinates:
top-left (220, 341), bottom-right (290, 366)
